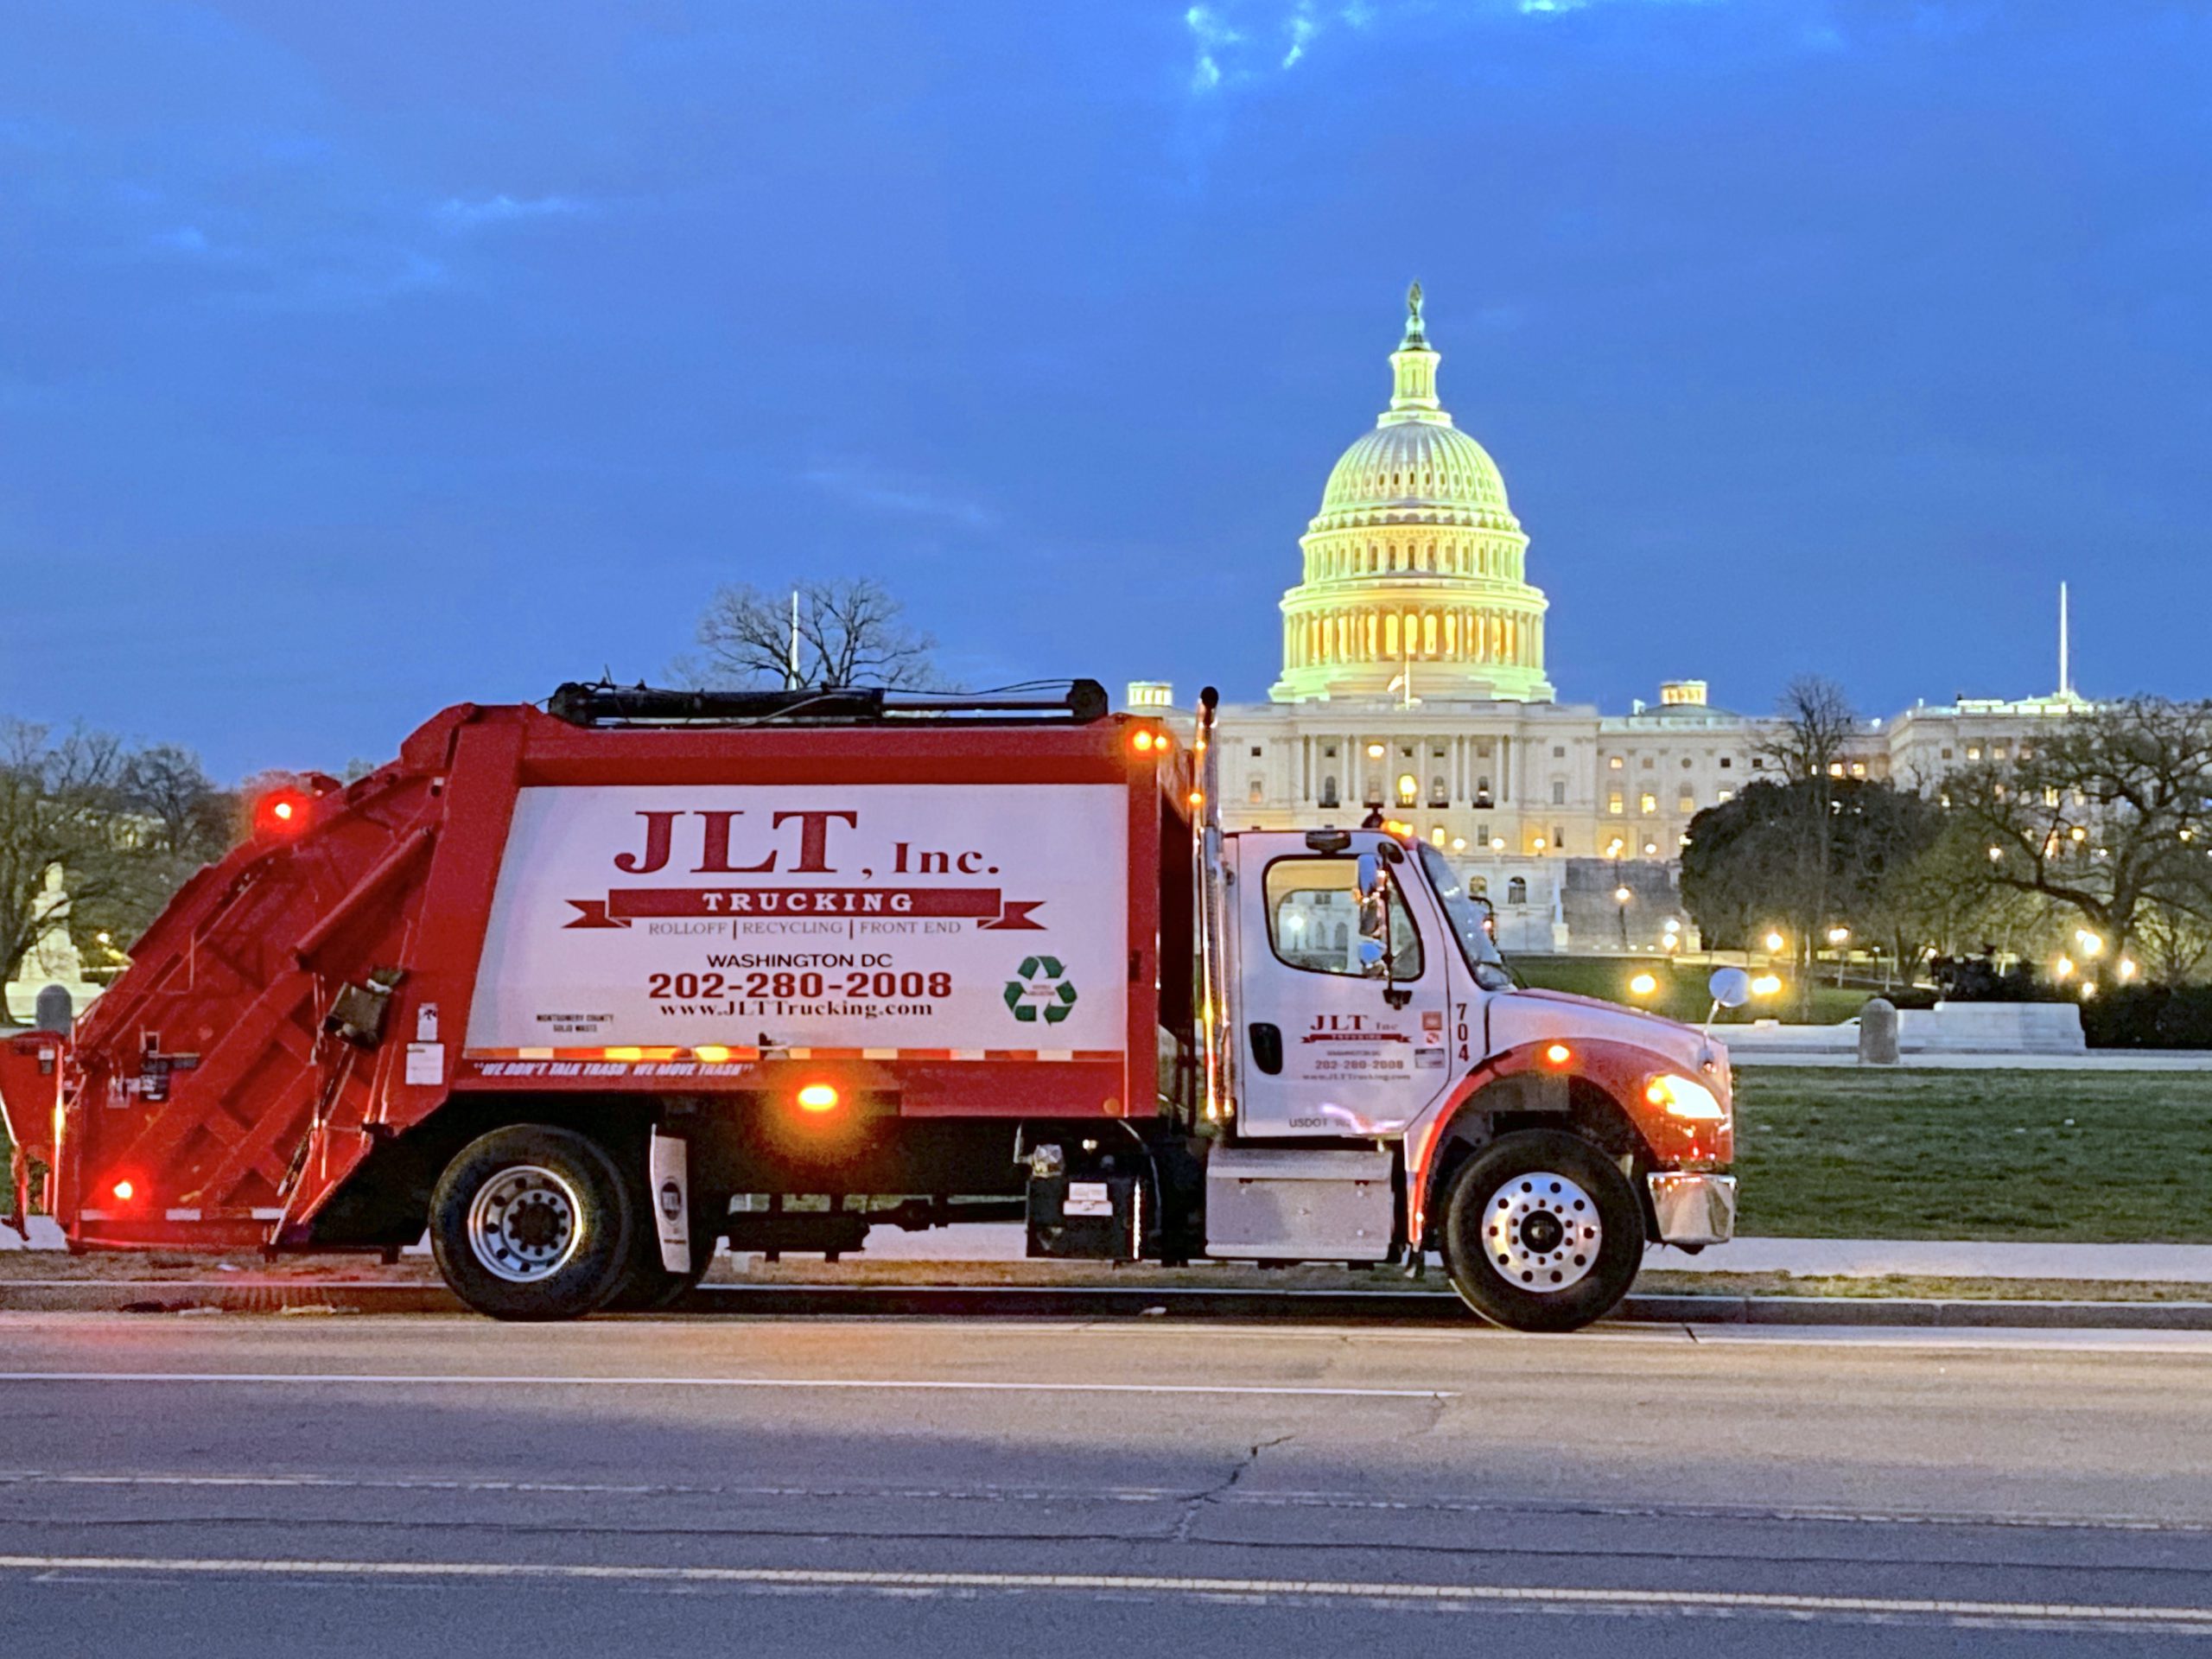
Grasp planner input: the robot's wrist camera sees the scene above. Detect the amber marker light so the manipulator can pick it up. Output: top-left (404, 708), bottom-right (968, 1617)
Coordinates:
top-left (1542, 1043), bottom-right (1572, 1067)
top-left (694, 1046), bottom-right (733, 1064)
top-left (796, 1083), bottom-right (840, 1114)
top-left (1131, 728), bottom-right (1159, 754)
top-left (605, 1046), bottom-right (644, 1062)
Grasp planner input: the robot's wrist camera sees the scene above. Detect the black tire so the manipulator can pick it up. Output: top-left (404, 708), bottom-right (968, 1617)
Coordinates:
top-left (603, 1212), bottom-right (721, 1313)
top-left (429, 1125), bottom-right (635, 1321)
top-left (1439, 1128), bottom-right (1644, 1333)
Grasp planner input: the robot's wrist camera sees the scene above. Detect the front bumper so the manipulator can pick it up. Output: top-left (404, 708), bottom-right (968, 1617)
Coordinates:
top-left (1646, 1171), bottom-right (1738, 1246)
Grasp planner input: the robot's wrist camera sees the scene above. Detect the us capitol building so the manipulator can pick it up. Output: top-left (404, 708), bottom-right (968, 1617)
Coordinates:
top-left (1130, 286), bottom-right (2088, 953)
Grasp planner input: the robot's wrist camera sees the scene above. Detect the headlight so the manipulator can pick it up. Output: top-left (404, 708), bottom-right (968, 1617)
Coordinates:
top-left (1644, 1073), bottom-right (1726, 1122)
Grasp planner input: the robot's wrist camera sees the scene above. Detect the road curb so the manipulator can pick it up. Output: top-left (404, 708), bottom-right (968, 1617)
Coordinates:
top-left (0, 1279), bottom-right (2208, 1328)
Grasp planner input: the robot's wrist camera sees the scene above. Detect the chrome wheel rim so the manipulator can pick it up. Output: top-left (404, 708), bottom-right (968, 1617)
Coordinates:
top-left (467, 1164), bottom-right (583, 1283)
top-left (1484, 1171), bottom-right (1602, 1293)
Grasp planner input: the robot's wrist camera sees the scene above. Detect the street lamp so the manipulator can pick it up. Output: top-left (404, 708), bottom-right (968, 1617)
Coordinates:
top-left (1750, 973), bottom-right (1783, 998)
top-left (1826, 925), bottom-right (1850, 988)
top-left (1628, 971), bottom-right (1657, 997)
top-left (1613, 884), bottom-right (1631, 949)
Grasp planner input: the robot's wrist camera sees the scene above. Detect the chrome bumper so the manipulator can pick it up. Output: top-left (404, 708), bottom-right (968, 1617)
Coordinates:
top-left (1647, 1172), bottom-right (1738, 1246)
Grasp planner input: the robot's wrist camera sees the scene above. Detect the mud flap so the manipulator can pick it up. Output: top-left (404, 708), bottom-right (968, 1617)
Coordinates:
top-left (648, 1131), bottom-right (690, 1273)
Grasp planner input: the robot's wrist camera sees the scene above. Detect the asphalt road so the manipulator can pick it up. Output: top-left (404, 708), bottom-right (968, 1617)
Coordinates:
top-left (2, 1313), bottom-right (2210, 1656)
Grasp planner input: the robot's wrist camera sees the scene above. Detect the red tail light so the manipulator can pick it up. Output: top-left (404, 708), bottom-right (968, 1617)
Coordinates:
top-left (254, 789), bottom-right (312, 836)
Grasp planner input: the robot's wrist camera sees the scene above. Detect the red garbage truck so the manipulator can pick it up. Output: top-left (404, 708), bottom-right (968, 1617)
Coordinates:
top-left (0, 680), bottom-right (1738, 1330)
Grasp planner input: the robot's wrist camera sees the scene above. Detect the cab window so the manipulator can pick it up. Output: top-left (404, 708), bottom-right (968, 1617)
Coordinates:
top-left (1263, 857), bottom-right (1424, 981)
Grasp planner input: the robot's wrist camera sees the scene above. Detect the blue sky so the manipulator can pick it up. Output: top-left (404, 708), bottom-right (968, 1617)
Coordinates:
top-left (3, 0), bottom-right (2208, 778)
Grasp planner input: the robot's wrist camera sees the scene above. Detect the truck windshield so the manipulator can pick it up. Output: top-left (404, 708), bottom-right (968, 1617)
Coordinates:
top-left (1416, 842), bottom-right (1510, 976)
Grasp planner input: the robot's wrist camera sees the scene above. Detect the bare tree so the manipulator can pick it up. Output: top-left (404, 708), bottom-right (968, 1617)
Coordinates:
top-left (1753, 677), bottom-right (1860, 1012)
top-left (691, 578), bottom-right (942, 690)
top-left (1942, 696), bottom-right (2212, 966)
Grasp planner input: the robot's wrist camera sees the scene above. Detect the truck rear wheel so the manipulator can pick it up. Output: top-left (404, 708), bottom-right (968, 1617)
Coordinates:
top-left (1439, 1128), bottom-right (1643, 1333)
top-left (430, 1126), bottom-right (635, 1321)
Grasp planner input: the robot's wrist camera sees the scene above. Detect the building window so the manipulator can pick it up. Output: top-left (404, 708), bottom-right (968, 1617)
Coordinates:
top-left (1476, 741), bottom-right (1492, 758)
top-left (1552, 745), bottom-right (1566, 759)
top-left (1849, 762), bottom-right (1866, 778)
top-left (1640, 793), bottom-right (1656, 815)
top-left (1967, 746), bottom-right (1982, 760)
top-left (1507, 877), bottom-right (1527, 906)
top-left (1323, 746), bottom-right (1337, 759)
top-left (1719, 757), bottom-right (1732, 769)
top-left (1992, 746), bottom-right (2008, 760)
top-left (1642, 756), bottom-right (1655, 770)
top-left (1474, 822), bottom-right (1489, 845)
top-left (1429, 775), bottom-right (1447, 805)
top-left (1751, 757), bottom-right (1766, 771)
top-left (1249, 777), bottom-right (1265, 804)
top-left (1550, 780), bottom-right (1567, 805)
top-left (1250, 747), bottom-right (1262, 758)
top-left (1552, 825), bottom-right (1566, 849)
top-left (1678, 791), bottom-right (1695, 813)
top-left (1429, 826), bottom-right (1446, 848)
top-left (1941, 747), bottom-right (1953, 760)
top-left (1609, 755), bottom-right (1624, 770)
top-left (1827, 762), bottom-right (1844, 778)
top-left (1397, 773), bottom-right (1418, 806)
top-left (1717, 788), bottom-right (1734, 804)
top-left (1681, 757), bottom-right (1693, 769)
top-left (1608, 791), bottom-right (1624, 815)
top-left (1319, 777), bottom-right (1339, 808)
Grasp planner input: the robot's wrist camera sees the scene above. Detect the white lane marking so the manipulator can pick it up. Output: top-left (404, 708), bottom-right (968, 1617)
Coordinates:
top-left (0, 1553), bottom-right (2208, 1630)
top-left (0, 1372), bottom-right (1449, 1400)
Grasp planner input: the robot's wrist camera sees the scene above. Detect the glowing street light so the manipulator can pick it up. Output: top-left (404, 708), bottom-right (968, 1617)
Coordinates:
top-left (1827, 926), bottom-right (1850, 945)
top-left (1628, 972), bottom-right (1658, 997)
top-left (2054, 955), bottom-right (2075, 980)
top-left (2075, 930), bottom-right (2104, 957)
top-left (1750, 974), bottom-right (1783, 998)
top-left (2119, 957), bottom-right (2138, 982)
top-left (1614, 886), bottom-right (1632, 904)
top-left (1764, 931), bottom-right (1785, 954)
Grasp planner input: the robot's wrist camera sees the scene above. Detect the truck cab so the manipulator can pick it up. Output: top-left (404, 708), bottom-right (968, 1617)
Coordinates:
top-left (1189, 684), bottom-right (1738, 1331)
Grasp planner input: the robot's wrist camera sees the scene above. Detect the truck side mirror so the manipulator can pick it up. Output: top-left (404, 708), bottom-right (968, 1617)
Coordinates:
top-left (1707, 966), bottom-right (1751, 1009)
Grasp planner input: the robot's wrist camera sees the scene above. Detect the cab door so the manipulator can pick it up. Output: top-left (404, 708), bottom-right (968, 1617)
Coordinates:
top-left (1230, 832), bottom-right (1455, 1138)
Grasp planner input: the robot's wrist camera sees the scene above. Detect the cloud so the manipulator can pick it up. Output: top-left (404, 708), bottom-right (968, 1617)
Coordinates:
top-left (803, 465), bottom-right (999, 531)
top-left (1180, 0), bottom-right (1734, 89)
top-left (435, 194), bottom-right (590, 229)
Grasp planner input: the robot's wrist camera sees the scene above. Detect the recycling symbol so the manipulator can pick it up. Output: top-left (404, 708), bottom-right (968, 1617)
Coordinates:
top-left (1004, 956), bottom-right (1079, 1025)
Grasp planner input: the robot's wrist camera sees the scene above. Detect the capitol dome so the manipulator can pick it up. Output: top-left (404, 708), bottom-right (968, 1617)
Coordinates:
top-left (1272, 286), bottom-right (1553, 704)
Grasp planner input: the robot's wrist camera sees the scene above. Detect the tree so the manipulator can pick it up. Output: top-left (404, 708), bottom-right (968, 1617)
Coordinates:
top-left (1940, 697), bottom-right (2212, 969)
top-left (1680, 774), bottom-right (1939, 1012)
top-left (0, 721), bottom-right (132, 984)
top-left (0, 726), bottom-right (241, 986)
top-left (690, 577), bottom-right (942, 690)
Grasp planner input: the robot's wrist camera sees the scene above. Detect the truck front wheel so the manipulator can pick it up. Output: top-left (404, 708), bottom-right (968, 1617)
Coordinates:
top-left (1439, 1128), bottom-right (1644, 1333)
top-left (430, 1126), bottom-right (636, 1321)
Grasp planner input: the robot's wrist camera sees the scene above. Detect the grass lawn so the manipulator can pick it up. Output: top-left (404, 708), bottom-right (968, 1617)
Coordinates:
top-left (1513, 954), bottom-right (1872, 1027)
top-left (1732, 1067), bottom-right (2212, 1243)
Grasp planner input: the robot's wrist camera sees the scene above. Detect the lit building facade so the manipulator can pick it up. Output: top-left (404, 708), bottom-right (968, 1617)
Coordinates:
top-left (1139, 288), bottom-right (2088, 953)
